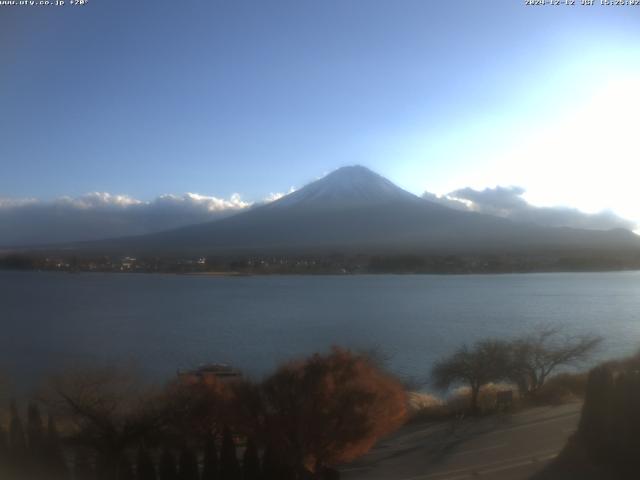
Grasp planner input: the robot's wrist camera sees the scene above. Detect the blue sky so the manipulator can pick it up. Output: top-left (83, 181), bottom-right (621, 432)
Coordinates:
top-left (2, 1), bottom-right (640, 220)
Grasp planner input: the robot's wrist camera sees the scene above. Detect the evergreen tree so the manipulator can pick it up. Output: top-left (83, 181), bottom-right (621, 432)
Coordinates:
top-left (201, 435), bottom-right (219, 480)
top-left (74, 448), bottom-right (96, 480)
top-left (46, 414), bottom-right (69, 480)
top-left (117, 454), bottom-right (135, 480)
top-left (136, 447), bottom-right (157, 480)
top-left (27, 403), bottom-right (45, 454)
top-left (241, 439), bottom-right (260, 480)
top-left (261, 445), bottom-right (294, 480)
top-left (260, 445), bottom-right (277, 480)
top-left (27, 402), bottom-right (46, 476)
top-left (178, 447), bottom-right (199, 480)
top-left (219, 426), bottom-right (240, 480)
top-left (9, 401), bottom-right (28, 474)
top-left (0, 424), bottom-right (9, 479)
top-left (96, 452), bottom-right (117, 480)
top-left (159, 448), bottom-right (178, 480)
top-left (573, 357), bottom-right (640, 476)
top-left (579, 365), bottom-right (615, 462)
top-left (9, 401), bottom-right (26, 451)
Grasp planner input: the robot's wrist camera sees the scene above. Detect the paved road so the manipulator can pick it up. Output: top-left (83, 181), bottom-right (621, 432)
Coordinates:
top-left (341, 403), bottom-right (581, 480)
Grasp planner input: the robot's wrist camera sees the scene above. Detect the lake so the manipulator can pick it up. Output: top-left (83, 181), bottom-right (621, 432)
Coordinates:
top-left (2, 270), bottom-right (640, 391)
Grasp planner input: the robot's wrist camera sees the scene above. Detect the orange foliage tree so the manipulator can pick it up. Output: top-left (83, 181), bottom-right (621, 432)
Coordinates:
top-left (255, 347), bottom-right (407, 473)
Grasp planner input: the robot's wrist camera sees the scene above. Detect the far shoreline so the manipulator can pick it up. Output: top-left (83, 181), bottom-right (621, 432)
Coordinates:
top-left (3, 267), bottom-right (640, 277)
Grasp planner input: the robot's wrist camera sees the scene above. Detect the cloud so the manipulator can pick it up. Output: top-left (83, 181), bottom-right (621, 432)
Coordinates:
top-left (53, 192), bottom-right (144, 209)
top-left (423, 186), bottom-right (636, 231)
top-left (153, 192), bottom-right (251, 212)
top-left (0, 184), bottom-right (305, 247)
top-left (262, 186), bottom-right (297, 203)
top-left (420, 191), bottom-right (471, 211)
top-left (0, 191), bottom-right (254, 247)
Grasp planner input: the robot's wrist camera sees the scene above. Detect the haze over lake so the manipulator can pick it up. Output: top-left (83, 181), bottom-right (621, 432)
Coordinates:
top-left (2, 270), bottom-right (640, 390)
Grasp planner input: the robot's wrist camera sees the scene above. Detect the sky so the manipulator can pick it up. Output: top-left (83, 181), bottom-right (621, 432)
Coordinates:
top-left (2, 0), bottom-right (640, 228)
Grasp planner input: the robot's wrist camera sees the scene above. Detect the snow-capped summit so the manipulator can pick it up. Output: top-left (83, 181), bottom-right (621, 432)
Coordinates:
top-left (270, 165), bottom-right (420, 209)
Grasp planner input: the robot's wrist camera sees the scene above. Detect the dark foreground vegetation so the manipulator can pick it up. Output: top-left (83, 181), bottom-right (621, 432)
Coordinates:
top-left (534, 350), bottom-right (640, 480)
top-left (0, 348), bottom-right (407, 480)
top-left (0, 328), bottom-right (605, 480)
top-left (3, 251), bottom-right (640, 275)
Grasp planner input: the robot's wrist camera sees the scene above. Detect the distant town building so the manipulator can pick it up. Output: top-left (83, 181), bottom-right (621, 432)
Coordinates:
top-left (120, 256), bottom-right (137, 270)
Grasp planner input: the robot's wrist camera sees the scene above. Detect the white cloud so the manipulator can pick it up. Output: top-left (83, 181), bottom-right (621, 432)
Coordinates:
top-left (53, 192), bottom-right (144, 209)
top-left (0, 192), bottom-right (252, 213)
top-left (427, 74), bottom-right (640, 226)
top-left (263, 186), bottom-right (297, 203)
top-left (0, 191), bottom-right (255, 246)
top-left (423, 186), bottom-right (636, 231)
top-left (488, 76), bottom-right (640, 218)
top-left (155, 192), bottom-right (251, 212)
top-left (0, 186), bottom-right (307, 247)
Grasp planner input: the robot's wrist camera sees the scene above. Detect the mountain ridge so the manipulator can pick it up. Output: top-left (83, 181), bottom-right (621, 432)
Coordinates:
top-left (59, 165), bottom-right (640, 256)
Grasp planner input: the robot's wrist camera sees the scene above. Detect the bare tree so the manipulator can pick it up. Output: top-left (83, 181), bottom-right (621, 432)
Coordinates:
top-left (507, 326), bottom-right (601, 398)
top-left (44, 367), bottom-right (167, 479)
top-left (431, 340), bottom-right (511, 414)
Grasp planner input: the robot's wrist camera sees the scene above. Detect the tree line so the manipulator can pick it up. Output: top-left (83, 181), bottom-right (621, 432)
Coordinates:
top-left (0, 402), bottom-right (66, 480)
top-left (0, 348), bottom-right (407, 480)
top-left (431, 326), bottom-right (601, 414)
top-left (0, 329), bottom-right (601, 479)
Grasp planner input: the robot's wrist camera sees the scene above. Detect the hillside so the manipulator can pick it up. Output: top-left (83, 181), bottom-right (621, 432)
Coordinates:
top-left (65, 166), bottom-right (640, 257)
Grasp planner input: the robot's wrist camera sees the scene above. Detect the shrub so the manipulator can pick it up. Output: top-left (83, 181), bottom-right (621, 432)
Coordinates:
top-left (258, 347), bottom-right (407, 473)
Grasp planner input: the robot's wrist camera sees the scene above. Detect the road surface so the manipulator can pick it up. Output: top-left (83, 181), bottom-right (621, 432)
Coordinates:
top-left (341, 403), bottom-right (581, 480)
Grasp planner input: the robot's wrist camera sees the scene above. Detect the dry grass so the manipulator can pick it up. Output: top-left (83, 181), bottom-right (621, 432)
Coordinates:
top-left (407, 391), bottom-right (442, 412)
top-left (407, 374), bottom-right (588, 424)
top-left (449, 382), bottom-right (519, 414)
top-left (407, 383), bottom-right (519, 423)
top-left (406, 392), bottom-right (448, 422)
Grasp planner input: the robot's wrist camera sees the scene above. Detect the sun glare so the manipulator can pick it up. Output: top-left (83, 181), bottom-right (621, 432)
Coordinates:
top-left (504, 75), bottom-right (640, 222)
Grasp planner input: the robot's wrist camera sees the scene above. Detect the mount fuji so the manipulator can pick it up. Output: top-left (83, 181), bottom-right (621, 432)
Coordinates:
top-left (76, 166), bottom-right (640, 256)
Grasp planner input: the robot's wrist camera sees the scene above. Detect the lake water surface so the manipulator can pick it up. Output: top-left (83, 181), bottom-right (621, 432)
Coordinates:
top-left (2, 271), bottom-right (640, 390)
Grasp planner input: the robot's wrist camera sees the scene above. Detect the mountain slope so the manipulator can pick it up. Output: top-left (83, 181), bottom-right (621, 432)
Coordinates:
top-left (73, 166), bottom-right (640, 256)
